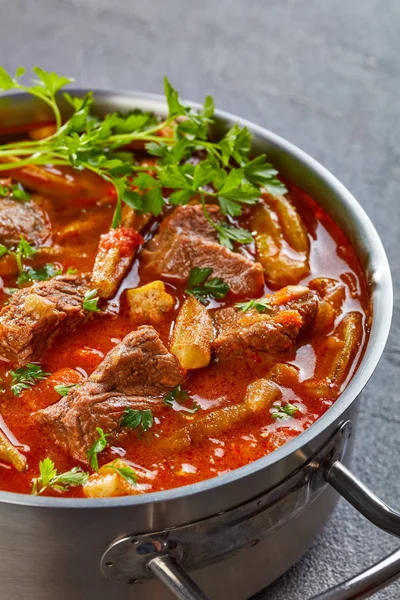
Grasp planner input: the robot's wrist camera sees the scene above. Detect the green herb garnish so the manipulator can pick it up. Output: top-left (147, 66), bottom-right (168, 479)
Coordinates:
top-left (87, 427), bottom-right (109, 471)
top-left (83, 289), bottom-right (100, 312)
top-left (235, 298), bottom-right (273, 313)
top-left (164, 385), bottom-right (200, 414)
top-left (0, 182), bottom-right (31, 201)
top-left (120, 408), bottom-right (154, 432)
top-left (271, 403), bottom-right (300, 420)
top-left (9, 363), bottom-right (49, 397)
top-left (0, 67), bottom-right (286, 241)
top-left (185, 266), bottom-right (229, 305)
top-left (54, 383), bottom-right (80, 397)
top-left (109, 461), bottom-right (137, 486)
top-left (17, 263), bottom-right (62, 286)
top-left (31, 457), bottom-right (89, 495)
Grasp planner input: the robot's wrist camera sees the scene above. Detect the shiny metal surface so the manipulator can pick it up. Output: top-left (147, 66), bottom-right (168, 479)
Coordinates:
top-left (327, 462), bottom-right (400, 536)
top-left (148, 556), bottom-right (210, 600)
top-left (0, 91), bottom-right (393, 600)
top-left (100, 423), bottom-right (351, 584)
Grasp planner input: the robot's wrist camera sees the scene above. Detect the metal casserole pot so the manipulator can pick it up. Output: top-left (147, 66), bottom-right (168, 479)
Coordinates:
top-left (0, 90), bottom-right (397, 600)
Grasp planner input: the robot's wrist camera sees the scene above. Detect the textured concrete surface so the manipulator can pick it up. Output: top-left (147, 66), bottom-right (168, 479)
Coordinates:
top-left (0, 0), bottom-right (399, 598)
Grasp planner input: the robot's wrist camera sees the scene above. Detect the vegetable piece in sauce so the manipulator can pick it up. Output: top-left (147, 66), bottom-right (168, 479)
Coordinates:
top-left (83, 459), bottom-right (138, 498)
top-left (251, 196), bottom-right (310, 289)
top-left (171, 296), bottom-right (213, 370)
top-left (158, 377), bottom-right (282, 453)
top-left (91, 227), bottom-right (143, 299)
top-left (0, 430), bottom-right (27, 471)
top-left (126, 280), bottom-right (174, 324)
top-left (304, 312), bottom-right (363, 398)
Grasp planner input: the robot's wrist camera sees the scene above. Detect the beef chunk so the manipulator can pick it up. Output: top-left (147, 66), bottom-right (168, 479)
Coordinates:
top-left (36, 326), bottom-right (183, 462)
top-left (212, 285), bottom-right (318, 358)
top-left (0, 275), bottom-right (87, 366)
top-left (141, 205), bottom-right (264, 296)
top-left (0, 197), bottom-right (52, 247)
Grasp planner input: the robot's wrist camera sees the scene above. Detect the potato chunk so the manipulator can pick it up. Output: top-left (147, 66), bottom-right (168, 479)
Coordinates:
top-left (251, 197), bottom-right (310, 288)
top-left (83, 459), bottom-right (138, 498)
top-left (127, 281), bottom-right (174, 324)
top-left (170, 296), bottom-right (213, 369)
top-left (0, 431), bottom-right (27, 472)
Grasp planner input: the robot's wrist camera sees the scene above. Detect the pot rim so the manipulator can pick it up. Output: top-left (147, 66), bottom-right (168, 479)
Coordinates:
top-left (0, 89), bottom-right (393, 509)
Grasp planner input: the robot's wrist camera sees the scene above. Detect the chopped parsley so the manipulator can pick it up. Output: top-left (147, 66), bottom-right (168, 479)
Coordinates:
top-left (17, 263), bottom-right (62, 286)
top-left (31, 457), bottom-right (89, 495)
top-left (164, 385), bottom-right (200, 414)
top-left (0, 182), bottom-right (31, 201)
top-left (87, 427), bottom-right (109, 471)
top-left (54, 383), bottom-right (80, 397)
top-left (185, 267), bottom-right (229, 305)
top-left (83, 289), bottom-right (100, 312)
top-left (235, 298), bottom-right (273, 313)
top-left (271, 403), bottom-right (300, 420)
top-left (109, 461), bottom-right (137, 486)
top-left (120, 408), bottom-right (154, 432)
top-left (9, 363), bottom-right (49, 397)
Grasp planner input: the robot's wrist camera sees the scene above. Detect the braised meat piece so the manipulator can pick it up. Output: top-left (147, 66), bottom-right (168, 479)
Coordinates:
top-left (212, 285), bottom-right (318, 358)
top-left (36, 326), bottom-right (183, 462)
top-left (0, 275), bottom-right (87, 366)
top-left (0, 197), bottom-right (52, 247)
top-left (141, 205), bottom-right (264, 296)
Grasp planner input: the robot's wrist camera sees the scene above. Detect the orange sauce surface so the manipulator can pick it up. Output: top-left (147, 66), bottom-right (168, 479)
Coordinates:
top-left (0, 163), bottom-right (371, 497)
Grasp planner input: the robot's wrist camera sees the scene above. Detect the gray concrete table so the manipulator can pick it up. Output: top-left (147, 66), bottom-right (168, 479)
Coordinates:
top-left (0, 0), bottom-right (399, 597)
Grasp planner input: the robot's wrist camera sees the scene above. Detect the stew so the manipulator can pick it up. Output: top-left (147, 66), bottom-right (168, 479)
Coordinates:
top-left (0, 67), bottom-right (370, 497)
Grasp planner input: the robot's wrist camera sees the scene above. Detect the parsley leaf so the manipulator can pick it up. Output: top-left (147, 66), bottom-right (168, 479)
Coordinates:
top-left (9, 363), bottom-right (49, 397)
top-left (271, 403), bottom-right (300, 420)
top-left (87, 427), bottom-right (109, 471)
top-left (83, 289), bottom-right (100, 312)
top-left (0, 182), bottom-right (30, 201)
top-left (164, 385), bottom-right (200, 414)
top-left (120, 408), bottom-right (154, 432)
top-left (109, 461), bottom-right (137, 486)
top-left (235, 298), bottom-right (273, 313)
top-left (54, 383), bottom-right (80, 397)
top-left (185, 267), bottom-right (229, 304)
top-left (17, 263), bottom-right (61, 286)
top-left (216, 223), bottom-right (254, 250)
top-left (31, 457), bottom-right (88, 495)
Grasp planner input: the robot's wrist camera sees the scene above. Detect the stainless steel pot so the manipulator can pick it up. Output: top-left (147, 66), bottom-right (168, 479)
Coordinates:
top-left (0, 90), bottom-right (396, 600)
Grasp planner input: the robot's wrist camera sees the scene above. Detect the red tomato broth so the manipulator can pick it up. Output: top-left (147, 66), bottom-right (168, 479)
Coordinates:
top-left (0, 166), bottom-right (370, 496)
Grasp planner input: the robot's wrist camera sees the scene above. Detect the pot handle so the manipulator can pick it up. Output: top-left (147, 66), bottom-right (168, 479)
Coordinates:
top-left (145, 460), bottom-right (400, 600)
top-left (308, 459), bottom-right (400, 599)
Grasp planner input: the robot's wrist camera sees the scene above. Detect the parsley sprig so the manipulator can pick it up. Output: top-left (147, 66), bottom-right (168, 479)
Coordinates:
top-left (109, 460), bottom-right (137, 486)
top-left (0, 67), bottom-right (286, 242)
top-left (87, 427), bottom-right (109, 471)
top-left (185, 266), bottom-right (229, 305)
top-left (164, 385), bottom-right (200, 414)
top-left (83, 289), bottom-right (100, 312)
top-left (31, 457), bottom-right (88, 495)
top-left (271, 403), bottom-right (300, 420)
top-left (120, 408), bottom-right (154, 432)
top-left (235, 298), bottom-right (273, 313)
top-left (9, 363), bottom-right (49, 397)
